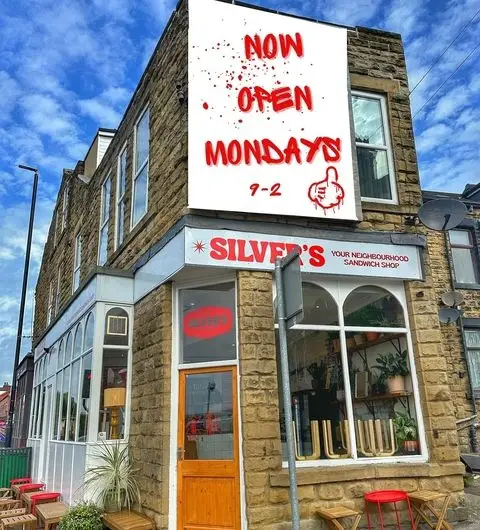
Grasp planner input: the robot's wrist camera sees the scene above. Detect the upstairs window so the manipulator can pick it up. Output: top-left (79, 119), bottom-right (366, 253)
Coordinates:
top-left (62, 185), bottom-right (68, 231)
top-left (53, 210), bottom-right (59, 247)
top-left (352, 91), bottom-right (396, 203)
top-left (132, 107), bottom-right (149, 228)
top-left (73, 234), bottom-right (82, 292)
top-left (55, 265), bottom-right (62, 314)
top-left (98, 174), bottom-right (111, 266)
top-left (115, 146), bottom-right (127, 249)
top-left (47, 281), bottom-right (54, 325)
top-left (449, 230), bottom-right (479, 285)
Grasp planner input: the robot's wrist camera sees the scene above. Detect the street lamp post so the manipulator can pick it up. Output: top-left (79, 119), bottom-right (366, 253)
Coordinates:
top-left (5, 164), bottom-right (38, 448)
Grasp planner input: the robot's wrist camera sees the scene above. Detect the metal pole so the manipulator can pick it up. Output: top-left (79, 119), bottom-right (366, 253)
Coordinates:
top-left (5, 167), bottom-right (38, 448)
top-left (275, 258), bottom-right (300, 530)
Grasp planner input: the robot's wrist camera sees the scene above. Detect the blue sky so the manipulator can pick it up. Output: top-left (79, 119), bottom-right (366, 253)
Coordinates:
top-left (0, 0), bottom-right (478, 383)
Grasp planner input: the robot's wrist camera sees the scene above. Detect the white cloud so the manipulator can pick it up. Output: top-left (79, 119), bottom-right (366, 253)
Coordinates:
top-left (416, 123), bottom-right (450, 153)
top-left (78, 86), bottom-right (131, 128)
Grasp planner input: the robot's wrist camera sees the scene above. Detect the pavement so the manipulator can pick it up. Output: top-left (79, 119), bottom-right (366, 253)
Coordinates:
top-left (453, 485), bottom-right (480, 529)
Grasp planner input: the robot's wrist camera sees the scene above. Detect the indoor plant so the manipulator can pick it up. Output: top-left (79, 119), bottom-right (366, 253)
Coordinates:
top-left (58, 502), bottom-right (104, 530)
top-left (374, 350), bottom-right (409, 394)
top-left (84, 441), bottom-right (141, 512)
top-left (393, 411), bottom-right (419, 453)
top-left (308, 361), bottom-right (327, 391)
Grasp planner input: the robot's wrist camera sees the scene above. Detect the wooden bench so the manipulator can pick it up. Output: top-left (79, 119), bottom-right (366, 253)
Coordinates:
top-left (36, 502), bottom-right (68, 530)
top-left (317, 506), bottom-right (362, 529)
top-left (103, 509), bottom-right (155, 530)
top-left (0, 510), bottom-right (26, 520)
top-left (0, 501), bottom-right (20, 512)
top-left (0, 513), bottom-right (37, 529)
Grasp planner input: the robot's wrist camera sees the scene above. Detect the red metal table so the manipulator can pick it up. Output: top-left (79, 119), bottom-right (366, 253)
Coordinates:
top-left (364, 490), bottom-right (416, 529)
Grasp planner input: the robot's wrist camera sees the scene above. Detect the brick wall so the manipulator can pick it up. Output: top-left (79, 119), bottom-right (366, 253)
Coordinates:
top-left (130, 283), bottom-right (172, 528)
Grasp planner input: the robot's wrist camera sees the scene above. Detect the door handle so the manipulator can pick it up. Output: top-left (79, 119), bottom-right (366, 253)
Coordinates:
top-left (177, 447), bottom-right (185, 461)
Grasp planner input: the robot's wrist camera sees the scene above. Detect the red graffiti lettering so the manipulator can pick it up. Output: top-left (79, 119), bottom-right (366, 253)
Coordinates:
top-left (244, 32), bottom-right (304, 60)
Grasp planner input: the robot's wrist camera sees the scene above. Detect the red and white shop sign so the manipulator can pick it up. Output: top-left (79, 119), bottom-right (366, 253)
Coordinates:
top-left (188, 0), bottom-right (357, 221)
top-left (184, 228), bottom-right (423, 280)
top-left (183, 306), bottom-right (234, 339)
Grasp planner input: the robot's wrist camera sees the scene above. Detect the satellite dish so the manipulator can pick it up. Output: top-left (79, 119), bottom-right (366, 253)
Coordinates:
top-left (418, 199), bottom-right (467, 231)
top-left (439, 307), bottom-right (460, 324)
top-left (441, 291), bottom-right (464, 307)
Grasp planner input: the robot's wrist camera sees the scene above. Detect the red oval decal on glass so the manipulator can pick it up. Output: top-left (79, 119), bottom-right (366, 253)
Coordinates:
top-left (184, 306), bottom-right (234, 339)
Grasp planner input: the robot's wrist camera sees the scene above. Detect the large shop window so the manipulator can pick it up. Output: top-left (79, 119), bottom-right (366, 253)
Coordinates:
top-left (449, 230), bottom-right (479, 285)
top-left (180, 282), bottom-right (237, 364)
top-left (98, 308), bottom-right (129, 440)
top-left (132, 107), bottom-right (149, 227)
top-left (276, 282), bottom-right (423, 463)
top-left (352, 91), bottom-right (396, 203)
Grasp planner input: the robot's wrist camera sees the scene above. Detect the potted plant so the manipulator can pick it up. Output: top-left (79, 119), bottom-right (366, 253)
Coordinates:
top-left (374, 350), bottom-right (409, 395)
top-left (393, 411), bottom-right (419, 453)
top-left (84, 441), bottom-right (141, 513)
top-left (308, 361), bottom-right (327, 391)
top-left (58, 502), bottom-right (104, 530)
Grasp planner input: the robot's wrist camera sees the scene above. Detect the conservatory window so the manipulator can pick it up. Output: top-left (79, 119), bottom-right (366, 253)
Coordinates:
top-left (275, 282), bottom-right (423, 463)
top-left (98, 308), bottom-right (130, 440)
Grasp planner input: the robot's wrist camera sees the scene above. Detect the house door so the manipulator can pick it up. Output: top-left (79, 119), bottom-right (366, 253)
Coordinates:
top-left (177, 366), bottom-right (240, 530)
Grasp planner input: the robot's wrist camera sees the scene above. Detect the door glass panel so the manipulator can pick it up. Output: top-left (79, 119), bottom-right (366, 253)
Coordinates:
top-left (184, 371), bottom-right (233, 460)
top-left (180, 283), bottom-right (237, 363)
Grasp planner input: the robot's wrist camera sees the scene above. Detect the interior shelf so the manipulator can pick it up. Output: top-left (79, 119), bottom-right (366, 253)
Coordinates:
top-left (347, 332), bottom-right (404, 354)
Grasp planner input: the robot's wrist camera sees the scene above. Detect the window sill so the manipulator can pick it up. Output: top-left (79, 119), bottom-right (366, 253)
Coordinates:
top-left (455, 283), bottom-right (480, 291)
top-left (269, 461), bottom-right (464, 487)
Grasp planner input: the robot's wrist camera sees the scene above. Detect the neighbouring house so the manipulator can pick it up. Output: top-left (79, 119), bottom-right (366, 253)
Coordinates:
top-left (0, 382), bottom-right (11, 443)
top-left (28, 0), bottom-right (470, 528)
top-left (12, 353), bottom-right (34, 448)
top-left (422, 185), bottom-right (480, 455)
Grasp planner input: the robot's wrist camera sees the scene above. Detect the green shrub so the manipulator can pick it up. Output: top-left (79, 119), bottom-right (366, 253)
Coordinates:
top-left (58, 502), bottom-right (104, 530)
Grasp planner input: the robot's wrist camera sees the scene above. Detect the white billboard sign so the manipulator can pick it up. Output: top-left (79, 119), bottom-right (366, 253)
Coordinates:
top-left (188, 0), bottom-right (357, 220)
top-left (184, 228), bottom-right (423, 280)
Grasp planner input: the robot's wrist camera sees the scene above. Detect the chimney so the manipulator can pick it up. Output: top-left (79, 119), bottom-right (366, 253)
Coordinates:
top-left (80, 128), bottom-right (116, 183)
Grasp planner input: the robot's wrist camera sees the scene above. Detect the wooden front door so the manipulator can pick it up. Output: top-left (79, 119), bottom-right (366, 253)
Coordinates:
top-left (177, 366), bottom-right (240, 530)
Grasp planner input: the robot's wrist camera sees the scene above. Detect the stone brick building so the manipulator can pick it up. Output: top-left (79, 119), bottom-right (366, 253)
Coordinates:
top-left (28, 0), bottom-right (470, 528)
top-left (422, 186), bottom-right (480, 455)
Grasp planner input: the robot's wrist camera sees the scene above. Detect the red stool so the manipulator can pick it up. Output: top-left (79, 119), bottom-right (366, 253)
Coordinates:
top-left (10, 478), bottom-right (32, 487)
top-left (365, 490), bottom-right (416, 529)
top-left (30, 492), bottom-right (61, 515)
top-left (17, 483), bottom-right (45, 495)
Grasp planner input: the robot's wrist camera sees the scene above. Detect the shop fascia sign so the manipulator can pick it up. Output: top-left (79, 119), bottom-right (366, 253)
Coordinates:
top-left (184, 228), bottom-right (423, 280)
top-left (188, 0), bottom-right (358, 221)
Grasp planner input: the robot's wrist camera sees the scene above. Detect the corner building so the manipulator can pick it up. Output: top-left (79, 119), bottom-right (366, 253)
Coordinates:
top-left (29, 1), bottom-right (466, 528)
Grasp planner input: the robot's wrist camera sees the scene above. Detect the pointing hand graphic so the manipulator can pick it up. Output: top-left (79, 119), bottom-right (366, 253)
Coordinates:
top-left (308, 166), bottom-right (345, 211)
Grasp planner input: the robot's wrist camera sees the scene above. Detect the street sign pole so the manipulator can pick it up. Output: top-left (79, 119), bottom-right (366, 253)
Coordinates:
top-left (275, 248), bottom-right (303, 530)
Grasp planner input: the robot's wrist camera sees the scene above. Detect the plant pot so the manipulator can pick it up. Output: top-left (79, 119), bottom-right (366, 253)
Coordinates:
top-left (103, 491), bottom-right (126, 513)
top-left (403, 440), bottom-right (419, 453)
top-left (387, 375), bottom-right (406, 395)
top-left (353, 333), bottom-right (365, 346)
top-left (365, 331), bottom-right (379, 342)
top-left (346, 337), bottom-right (356, 350)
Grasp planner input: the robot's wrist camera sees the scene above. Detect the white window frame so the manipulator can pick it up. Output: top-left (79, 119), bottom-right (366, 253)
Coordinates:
top-left (114, 144), bottom-right (128, 251)
top-left (130, 106), bottom-right (150, 230)
top-left (55, 265), bottom-right (62, 315)
top-left (273, 276), bottom-right (427, 467)
top-left (73, 234), bottom-right (82, 293)
top-left (465, 329), bottom-right (480, 392)
top-left (53, 210), bottom-right (59, 247)
top-left (449, 229), bottom-right (479, 285)
top-left (98, 174), bottom-right (112, 265)
top-left (62, 185), bottom-right (68, 231)
top-left (352, 90), bottom-right (397, 205)
top-left (47, 281), bottom-right (54, 326)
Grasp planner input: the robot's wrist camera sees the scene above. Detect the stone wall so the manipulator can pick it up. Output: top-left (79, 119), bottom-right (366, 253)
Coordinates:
top-left (130, 283), bottom-right (173, 528)
top-left (237, 270), bottom-right (465, 530)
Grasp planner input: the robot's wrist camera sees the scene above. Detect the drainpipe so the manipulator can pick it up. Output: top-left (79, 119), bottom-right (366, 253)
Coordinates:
top-left (444, 232), bottom-right (478, 453)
